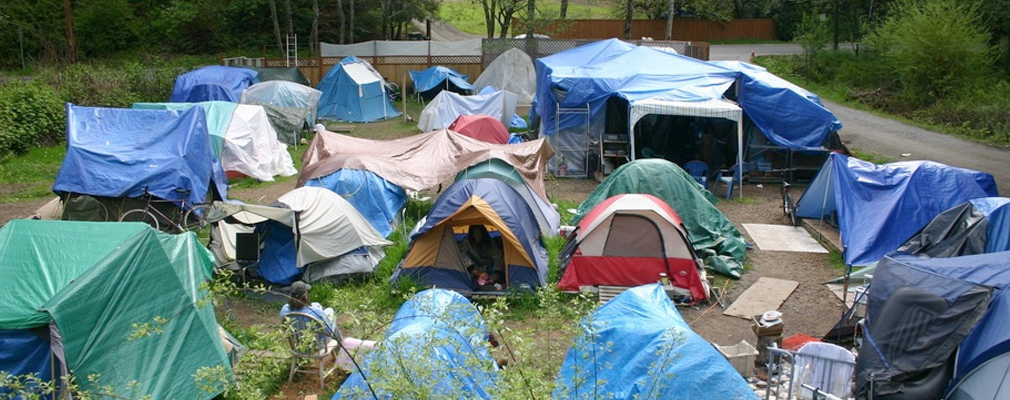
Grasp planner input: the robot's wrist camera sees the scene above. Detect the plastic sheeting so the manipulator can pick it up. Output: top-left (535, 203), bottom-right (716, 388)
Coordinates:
top-left (455, 158), bottom-right (561, 236)
top-left (299, 127), bottom-right (553, 201)
top-left (474, 48), bottom-right (537, 106)
top-left (552, 284), bottom-right (756, 400)
top-left (54, 104), bottom-right (229, 207)
top-left (241, 81), bottom-right (322, 129)
top-left (796, 153), bottom-right (998, 266)
top-left (245, 66), bottom-right (310, 85)
top-left (321, 39), bottom-right (482, 57)
top-left (897, 197), bottom-right (1010, 258)
top-left (332, 289), bottom-right (498, 399)
top-left (0, 327), bottom-right (53, 390)
top-left (132, 101), bottom-right (236, 157)
top-left (170, 66), bottom-right (258, 103)
top-left (410, 66), bottom-right (473, 100)
top-left (417, 90), bottom-right (517, 132)
top-left (303, 169), bottom-right (407, 237)
top-left (573, 159), bottom-right (747, 278)
top-left (317, 56), bottom-right (400, 123)
top-left (448, 114), bottom-right (510, 144)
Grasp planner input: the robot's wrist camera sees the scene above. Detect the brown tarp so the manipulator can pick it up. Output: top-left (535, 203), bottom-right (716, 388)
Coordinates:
top-left (298, 128), bottom-right (554, 200)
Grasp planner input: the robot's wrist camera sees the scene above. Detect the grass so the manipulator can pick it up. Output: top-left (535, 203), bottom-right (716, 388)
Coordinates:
top-left (0, 145), bottom-right (65, 203)
top-left (439, 0), bottom-right (612, 36)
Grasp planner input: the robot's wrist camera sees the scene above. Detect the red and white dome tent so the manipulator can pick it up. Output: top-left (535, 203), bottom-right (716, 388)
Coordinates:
top-left (557, 193), bottom-right (710, 304)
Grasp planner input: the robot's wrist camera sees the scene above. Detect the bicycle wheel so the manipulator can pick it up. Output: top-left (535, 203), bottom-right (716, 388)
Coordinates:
top-left (120, 209), bottom-right (161, 230)
top-left (785, 191), bottom-right (800, 227)
top-left (182, 204), bottom-right (214, 240)
top-left (781, 184), bottom-right (791, 217)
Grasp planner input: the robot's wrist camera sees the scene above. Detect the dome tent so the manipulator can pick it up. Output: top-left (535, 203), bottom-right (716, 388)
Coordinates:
top-left (317, 56), bottom-right (400, 123)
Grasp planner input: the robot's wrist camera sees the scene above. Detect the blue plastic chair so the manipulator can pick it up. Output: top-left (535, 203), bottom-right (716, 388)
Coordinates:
top-left (714, 162), bottom-right (750, 199)
top-left (684, 161), bottom-right (710, 188)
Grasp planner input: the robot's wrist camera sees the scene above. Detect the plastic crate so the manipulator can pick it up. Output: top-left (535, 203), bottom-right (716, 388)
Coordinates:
top-left (716, 340), bottom-right (759, 378)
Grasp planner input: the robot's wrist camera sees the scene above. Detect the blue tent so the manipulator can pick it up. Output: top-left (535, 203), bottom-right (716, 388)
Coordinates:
top-left (553, 284), bottom-right (756, 399)
top-left (409, 66), bottom-right (473, 100)
top-left (795, 153), bottom-right (997, 266)
top-left (54, 104), bottom-right (229, 207)
top-left (303, 169), bottom-right (407, 237)
top-left (391, 178), bottom-right (548, 293)
top-left (332, 289), bottom-right (498, 399)
top-left (317, 56), bottom-right (400, 122)
top-left (170, 66), bottom-right (258, 103)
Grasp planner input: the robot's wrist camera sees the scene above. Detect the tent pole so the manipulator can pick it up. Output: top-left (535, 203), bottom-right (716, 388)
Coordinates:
top-left (737, 117), bottom-right (744, 199)
top-left (629, 105), bottom-right (636, 161)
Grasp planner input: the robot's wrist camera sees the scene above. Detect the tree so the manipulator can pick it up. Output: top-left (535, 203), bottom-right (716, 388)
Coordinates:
top-left (335, 0), bottom-right (345, 44)
top-left (560, 0), bottom-right (569, 18)
top-left (472, 0), bottom-right (529, 38)
top-left (267, 0), bottom-right (283, 57)
top-left (665, 0), bottom-right (674, 39)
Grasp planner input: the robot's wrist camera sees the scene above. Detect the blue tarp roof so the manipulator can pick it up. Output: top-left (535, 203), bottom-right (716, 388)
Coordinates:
top-left (553, 284), bottom-right (756, 399)
top-left (796, 153), bottom-right (997, 266)
top-left (170, 66), bottom-right (258, 103)
top-left (970, 197), bottom-right (1010, 253)
top-left (713, 61), bottom-right (843, 149)
top-left (333, 289), bottom-right (498, 399)
top-left (54, 104), bottom-right (229, 206)
top-left (303, 169), bottom-right (407, 237)
top-left (317, 56), bottom-right (401, 122)
top-left (409, 66), bottom-right (473, 94)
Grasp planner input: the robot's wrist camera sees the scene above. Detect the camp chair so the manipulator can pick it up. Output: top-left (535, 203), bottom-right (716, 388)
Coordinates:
top-left (234, 232), bottom-right (260, 283)
top-left (713, 162), bottom-right (750, 199)
top-left (791, 342), bottom-right (856, 399)
top-left (684, 160), bottom-right (710, 188)
top-left (283, 311), bottom-right (343, 390)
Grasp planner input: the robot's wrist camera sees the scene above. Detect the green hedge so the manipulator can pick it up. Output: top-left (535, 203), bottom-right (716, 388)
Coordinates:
top-left (0, 82), bottom-right (65, 158)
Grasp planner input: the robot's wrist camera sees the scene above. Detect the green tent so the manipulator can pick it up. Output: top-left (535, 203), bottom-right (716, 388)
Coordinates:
top-left (0, 220), bottom-right (231, 399)
top-left (247, 66), bottom-right (311, 86)
top-left (572, 159), bottom-right (747, 278)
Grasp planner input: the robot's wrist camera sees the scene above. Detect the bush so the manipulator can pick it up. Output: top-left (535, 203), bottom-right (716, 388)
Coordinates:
top-left (0, 81), bottom-right (65, 157)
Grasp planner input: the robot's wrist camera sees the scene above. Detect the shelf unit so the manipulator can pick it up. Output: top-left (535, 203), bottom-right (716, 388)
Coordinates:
top-left (599, 133), bottom-right (630, 175)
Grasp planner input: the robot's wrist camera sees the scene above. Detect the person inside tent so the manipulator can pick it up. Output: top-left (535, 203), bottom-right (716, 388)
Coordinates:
top-left (459, 225), bottom-right (505, 290)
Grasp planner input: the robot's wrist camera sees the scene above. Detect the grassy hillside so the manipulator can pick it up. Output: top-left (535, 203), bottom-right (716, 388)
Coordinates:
top-left (440, 0), bottom-right (613, 36)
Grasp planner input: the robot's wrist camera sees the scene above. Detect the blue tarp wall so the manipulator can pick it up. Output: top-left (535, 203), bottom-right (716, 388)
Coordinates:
top-left (795, 153), bottom-right (997, 266)
top-left (317, 56), bottom-right (400, 122)
top-left (54, 104), bottom-right (229, 206)
top-left (970, 197), bottom-right (1010, 253)
top-left (0, 327), bottom-right (54, 399)
top-left (553, 284), bottom-right (756, 399)
top-left (332, 289), bottom-right (498, 399)
top-left (170, 66), bottom-right (258, 103)
top-left (409, 66), bottom-right (473, 97)
top-left (303, 169), bottom-right (406, 237)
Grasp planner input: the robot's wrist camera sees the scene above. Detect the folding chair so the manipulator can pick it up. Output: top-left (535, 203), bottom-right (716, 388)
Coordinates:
top-left (713, 162), bottom-right (751, 199)
top-left (684, 160), bottom-right (710, 188)
top-left (283, 311), bottom-right (343, 390)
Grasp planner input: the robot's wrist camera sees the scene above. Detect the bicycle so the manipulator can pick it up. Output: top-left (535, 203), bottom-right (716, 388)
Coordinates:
top-left (119, 187), bottom-right (214, 234)
top-left (777, 168), bottom-right (801, 227)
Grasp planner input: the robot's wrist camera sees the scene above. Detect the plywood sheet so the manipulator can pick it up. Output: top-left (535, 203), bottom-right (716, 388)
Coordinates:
top-left (723, 277), bottom-right (799, 319)
top-left (743, 223), bottom-right (829, 253)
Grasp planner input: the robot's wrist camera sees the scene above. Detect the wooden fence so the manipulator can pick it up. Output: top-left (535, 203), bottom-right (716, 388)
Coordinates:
top-left (532, 18), bottom-right (777, 42)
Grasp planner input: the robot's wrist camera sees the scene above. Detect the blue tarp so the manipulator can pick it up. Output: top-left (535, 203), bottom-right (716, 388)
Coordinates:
top-left (317, 56), bottom-right (400, 122)
top-left (54, 104), bottom-right (229, 206)
top-left (170, 66), bottom-right (258, 103)
top-left (795, 153), bottom-right (997, 266)
top-left (410, 66), bottom-right (473, 98)
top-left (254, 220), bottom-right (301, 285)
top-left (332, 289), bottom-right (498, 399)
top-left (0, 327), bottom-right (54, 398)
top-left (713, 61), bottom-right (842, 149)
top-left (970, 197), bottom-right (1010, 253)
top-left (132, 101), bottom-right (239, 158)
top-left (553, 284), bottom-right (756, 399)
top-left (303, 169), bottom-right (407, 237)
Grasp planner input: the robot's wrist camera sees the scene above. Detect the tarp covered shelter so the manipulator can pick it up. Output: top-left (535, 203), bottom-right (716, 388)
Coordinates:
top-left (573, 159), bottom-right (746, 278)
top-left (299, 127), bottom-right (553, 200)
top-left (0, 220), bottom-right (231, 400)
top-left (391, 178), bottom-right (549, 293)
top-left (208, 187), bottom-right (391, 285)
top-left (455, 158), bottom-right (560, 236)
top-left (559, 194), bottom-right (708, 303)
top-left (245, 66), bottom-right (310, 85)
top-left (553, 284), bottom-right (756, 399)
top-left (54, 104), bottom-right (229, 208)
top-left (170, 66), bottom-right (258, 103)
top-left (448, 114), bottom-right (510, 144)
top-left (303, 169), bottom-right (407, 237)
top-left (240, 81), bottom-right (323, 145)
top-left (898, 197), bottom-right (1010, 258)
top-left (317, 56), bottom-right (400, 123)
top-left (473, 48), bottom-right (537, 106)
top-left (795, 153), bottom-right (998, 266)
top-left (132, 101), bottom-right (297, 182)
top-left (417, 89), bottom-right (518, 132)
top-left (410, 65), bottom-right (473, 100)
top-left (332, 289), bottom-right (498, 399)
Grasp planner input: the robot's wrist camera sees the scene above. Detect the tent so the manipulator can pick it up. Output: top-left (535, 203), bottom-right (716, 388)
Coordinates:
top-left (0, 220), bottom-right (231, 400)
top-left (54, 104), bottom-right (229, 218)
top-left (898, 197), bottom-right (1010, 258)
top-left (208, 187), bottom-right (392, 285)
top-left (448, 114), bottom-right (510, 144)
top-left (795, 153), bottom-right (998, 266)
top-left (390, 178), bottom-right (548, 293)
top-left (332, 289), bottom-right (498, 399)
top-left (455, 158), bottom-right (560, 236)
top-left (299, 127), bottom-right (554, 200)
top-left (558, 194), bottom-right (708, 303)
top-left (245, 66), bottom-right (310, 85)
top-left (317, 56), bottom-right (400, 123)
top-left (417, 89), bottom-right (518, 132)
top-left (553, 284), bottom-right (756, 399)
top-left (132, 101), bottom-right (297, 182)
top-left (302, 169), bottom-right (407, 237)
top-left (170, 66), bottom-right (258, 103)
top-left (573, 159), bottom-right (746, 278)
top-left (410, 65), bottom-right (473, 100)
top-left (473, 48), bottom-right (537, 106)
top-left (240, 81), bottom-right (323, 145)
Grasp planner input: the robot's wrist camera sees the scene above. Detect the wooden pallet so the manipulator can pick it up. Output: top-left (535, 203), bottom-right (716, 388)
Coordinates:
top-left (598, 286), bottom-right (632, 305)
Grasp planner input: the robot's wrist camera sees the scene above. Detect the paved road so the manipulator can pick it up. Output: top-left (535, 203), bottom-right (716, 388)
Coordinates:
top-left (709, 43), bottom-right (803, 61)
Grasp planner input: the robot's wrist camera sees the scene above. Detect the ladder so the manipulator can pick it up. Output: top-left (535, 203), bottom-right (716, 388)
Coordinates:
top-left (285, 35), bottom-right (298, 67)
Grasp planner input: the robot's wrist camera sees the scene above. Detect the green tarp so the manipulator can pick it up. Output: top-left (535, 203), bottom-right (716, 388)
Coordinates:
top-left (0, 220), bottom-right (230, 399)
top-left (572, 159), bottom-right (747, 278)
top-left (247, 66), bottom-right (310, 86)
top-left (132, 101), bottom-right (238, 158)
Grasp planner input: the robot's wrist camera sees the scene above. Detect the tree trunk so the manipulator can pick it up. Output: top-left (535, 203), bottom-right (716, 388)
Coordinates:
top-left (283, 0), bottom-right (294, 36)
top-left (482, 0), bottom-right (496, 38)
top-left (624, 0), bottom-right (632, 40)
top-left (349, 0), bottom-right (355, 43)
top-left (380, 0), bottom-right (389, 39)
top-left (268, 0), bottom-right (284, 57)
top-left (560, 0), bottom-right (568, 18)
top-left (336, 0), bottom-right (345, 44)
top-left (665, 0), bottom-right (674, 40)
top-left (527, 0), bottom-right (535, 37)
top-left (311, 0), bottom-right (319, 56)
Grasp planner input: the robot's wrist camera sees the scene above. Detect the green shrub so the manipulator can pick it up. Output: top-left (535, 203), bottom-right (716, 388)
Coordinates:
top-left (0, 81), bottom-right (65, 157)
